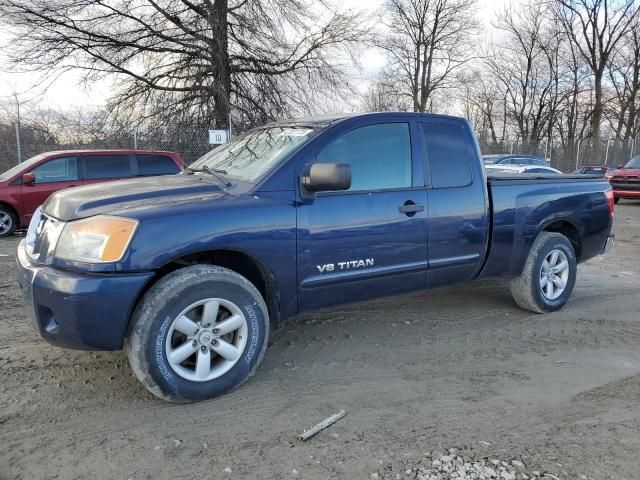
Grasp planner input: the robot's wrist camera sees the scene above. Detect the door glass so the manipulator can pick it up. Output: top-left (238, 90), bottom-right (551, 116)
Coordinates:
top-left (316, 123), bottom-right (412, 191)
top-left (421, 123), bottom-right (472, 188)
top-left (84, 155), bottom-right (132, 179)
top-left (137, 155), bottom-right (180, 175)
top-left (31, 157), bottom-right (78, 184)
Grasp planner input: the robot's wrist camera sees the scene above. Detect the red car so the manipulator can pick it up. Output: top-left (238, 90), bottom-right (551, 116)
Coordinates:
top-left (573, 164), bottom-right (610, 175)
top-left (0, 149), bottom-right (185, 236)
top-left (606, 156), bottom-right (640, 203)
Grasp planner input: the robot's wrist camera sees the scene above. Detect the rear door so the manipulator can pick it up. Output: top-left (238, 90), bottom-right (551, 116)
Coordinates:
top-left (297, 119), bottom-right (429, 311)
top-left (420, 119), bottom-right (489, 288)
top-left (81, 154), bottom-right (134, 185)
top-left (21, 156), bottom-right (80, 223)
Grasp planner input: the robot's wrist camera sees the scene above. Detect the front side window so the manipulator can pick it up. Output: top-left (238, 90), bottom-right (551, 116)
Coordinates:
top-left (422, 122), bottom-right (472, 188)
top-left (31, 157), bottom-right (78, 184)
top-left (316, 123), bottom-right (412, 192)
top-left (84, 155), bottom-right (132, 180)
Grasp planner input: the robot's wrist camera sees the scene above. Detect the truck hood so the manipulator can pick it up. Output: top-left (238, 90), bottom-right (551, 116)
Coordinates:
top-left (43, 174), bottom-right (224, 222)
top-left (611, 169), bottom-right (640, 177)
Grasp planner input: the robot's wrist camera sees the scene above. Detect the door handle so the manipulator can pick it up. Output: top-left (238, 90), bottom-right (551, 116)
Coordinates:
top-left (399, 201), bottom-right (424, 215)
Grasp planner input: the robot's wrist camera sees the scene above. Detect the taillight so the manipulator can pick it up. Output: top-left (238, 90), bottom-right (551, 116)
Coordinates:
top-left (605, 189), bottom-right (615, 217)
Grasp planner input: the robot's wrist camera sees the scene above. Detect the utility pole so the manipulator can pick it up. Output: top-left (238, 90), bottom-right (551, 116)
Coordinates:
top-left (604, 138), bottom-right (612, 165)
top-left (575, 138), bottom-right (582, 169)
top-left (14, 93), bottom-right (22, 164)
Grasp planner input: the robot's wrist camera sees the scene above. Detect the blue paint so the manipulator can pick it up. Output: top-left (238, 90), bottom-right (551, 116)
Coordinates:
top-left (16, 112), bottom-right (614, 351)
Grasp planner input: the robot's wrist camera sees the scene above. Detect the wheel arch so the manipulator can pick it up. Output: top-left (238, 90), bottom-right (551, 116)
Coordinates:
top-left (0, 201), bottom-right (20, 232)
top-left (540, 219), bottom-right (582, 261)
top-left (135, 248), bottom-right (281, 327)
top-left (0, 201), bottom-right (19, 220)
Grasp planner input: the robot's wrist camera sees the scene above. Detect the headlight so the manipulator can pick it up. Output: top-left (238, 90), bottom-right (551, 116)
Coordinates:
top-left (55, 216), bottom-right (139, 263)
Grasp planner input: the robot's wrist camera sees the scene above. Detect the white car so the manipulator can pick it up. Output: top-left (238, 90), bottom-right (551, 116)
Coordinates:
top-left (485, 164), bottom-right (562, 175)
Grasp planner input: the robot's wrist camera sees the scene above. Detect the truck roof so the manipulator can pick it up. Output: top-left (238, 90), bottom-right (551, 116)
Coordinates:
top-left (269, 112), bottom-right (467, 128)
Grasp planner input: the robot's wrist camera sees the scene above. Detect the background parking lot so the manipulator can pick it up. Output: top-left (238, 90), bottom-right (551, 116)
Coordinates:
top-left (1, 203), bottom-right (639, 480)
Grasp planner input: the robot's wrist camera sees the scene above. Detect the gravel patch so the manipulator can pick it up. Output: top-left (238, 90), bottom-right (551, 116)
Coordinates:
top-left (372, 448), bottom-right (572, 480)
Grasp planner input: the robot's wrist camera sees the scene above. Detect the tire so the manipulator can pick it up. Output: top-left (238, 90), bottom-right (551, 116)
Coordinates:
top-left (614, 197), bottom-right (620, 204)
top-left (0, 206), bottom-right (17, 238)
top-left (126, 265), bottom-right (270, 402)
top-left (509, 232), bottom-right (577, 313)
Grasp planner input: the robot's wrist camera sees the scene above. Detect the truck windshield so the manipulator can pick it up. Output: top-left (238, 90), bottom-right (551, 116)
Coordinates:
top-left (625, 156), bottom-right (640, 169)
top-left (190, 126), bottom-right (317, 183)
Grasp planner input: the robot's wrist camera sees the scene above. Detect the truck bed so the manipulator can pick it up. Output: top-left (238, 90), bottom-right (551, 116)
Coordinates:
top-left (480, 173), bottom-right (613, 280)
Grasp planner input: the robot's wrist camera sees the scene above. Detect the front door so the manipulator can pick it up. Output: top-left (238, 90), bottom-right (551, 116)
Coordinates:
top-left (297, 120), bottom-right (429, 311)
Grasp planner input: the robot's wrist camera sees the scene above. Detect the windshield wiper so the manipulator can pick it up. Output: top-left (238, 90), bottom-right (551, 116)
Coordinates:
top-left (184, 166), bottom-right (231, 187)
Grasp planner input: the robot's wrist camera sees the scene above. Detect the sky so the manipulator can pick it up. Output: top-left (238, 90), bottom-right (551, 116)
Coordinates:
top-left (0, 0), bottom-right (509, 113)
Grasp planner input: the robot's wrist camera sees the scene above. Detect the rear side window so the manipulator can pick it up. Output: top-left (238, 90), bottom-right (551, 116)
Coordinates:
top-left (137, 155), bottom-right (180, 176)
top-left (421, 123), bottom-right (472, 188)
top-left (317, 123), bottom-right (412, 192)
top-left (84, 155), bottom-right (132, 180)
top-left (31, 157), bottom-right (78, 184)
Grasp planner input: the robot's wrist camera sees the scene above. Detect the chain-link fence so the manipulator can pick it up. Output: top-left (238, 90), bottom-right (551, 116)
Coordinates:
top-left (3, 114), bottom-right (640, 175)
top-left (0, 121), bottom-right (220, 173)
top-left (479, 136), bottom-right (640, 172)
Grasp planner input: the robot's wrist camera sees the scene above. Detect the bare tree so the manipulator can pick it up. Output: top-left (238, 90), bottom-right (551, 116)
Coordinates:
top-left (553, 0), bottom-right (640, 149)
top-left (0, 0), bottom-right (368, 129)
top-left (375, 0), bottom-right (478, 113)
top-left (552, 29), bottom-right (593, 168)
top-left (607, 15), bottom-right (640, 152)
top-left (486, 3), bottom-right (560, 153)
top-left (460, 69), bottom-right (504, 149)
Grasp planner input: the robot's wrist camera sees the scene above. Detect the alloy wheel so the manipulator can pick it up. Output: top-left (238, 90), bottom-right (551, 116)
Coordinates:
top-left (164, 298), bottom-right (248, 382)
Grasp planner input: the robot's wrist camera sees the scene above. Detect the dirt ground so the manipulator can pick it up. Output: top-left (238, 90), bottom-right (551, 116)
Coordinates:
top-left (1, 203), bottom-right (639, 480)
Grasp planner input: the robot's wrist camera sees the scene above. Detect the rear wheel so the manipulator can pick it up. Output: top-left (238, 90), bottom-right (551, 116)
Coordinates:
top-left (0, 206), bottom-right (17, 237)
top-left (614, 197), bottom-right (620, 204)
top-left (510, 232), bottom-right (577, 313)
top-left (126, 265), bottom-right (269, 402)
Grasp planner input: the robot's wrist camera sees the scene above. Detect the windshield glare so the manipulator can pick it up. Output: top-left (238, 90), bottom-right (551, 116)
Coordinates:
top-left (190, 126), bottom-right (317, 182)
top-left (625, 157), bottom-right (640, 169)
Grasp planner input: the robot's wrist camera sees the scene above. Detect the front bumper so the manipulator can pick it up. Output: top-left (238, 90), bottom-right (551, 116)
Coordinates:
top-left (612, 188), bottom-right (640, 198)
top-left (16, 240), bottom-right (154, 350)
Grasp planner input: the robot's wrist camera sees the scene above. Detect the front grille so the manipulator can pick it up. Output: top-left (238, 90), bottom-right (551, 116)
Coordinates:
top-left (611, 176), bottom-right (640, 184)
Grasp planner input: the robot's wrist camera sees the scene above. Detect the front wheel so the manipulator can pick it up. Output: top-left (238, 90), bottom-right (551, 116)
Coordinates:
top-left (126, 265), bottom-right (270, 402)
top-left (0, 206), bottom-right (17, 237)
top-left (510, 232), bottom-right (577, 313)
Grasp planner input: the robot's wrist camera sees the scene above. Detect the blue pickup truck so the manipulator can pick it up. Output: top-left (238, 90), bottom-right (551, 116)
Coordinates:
top-left (16, 113), bottom-right (615, 402)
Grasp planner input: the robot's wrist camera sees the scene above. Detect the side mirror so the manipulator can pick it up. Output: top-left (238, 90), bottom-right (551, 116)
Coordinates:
top-left (617, 164), bottom-right (625, 169)
top-left (301, 163), bottom-right (351, 195)
top-left (22, 172), bottom-right (36, 185)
